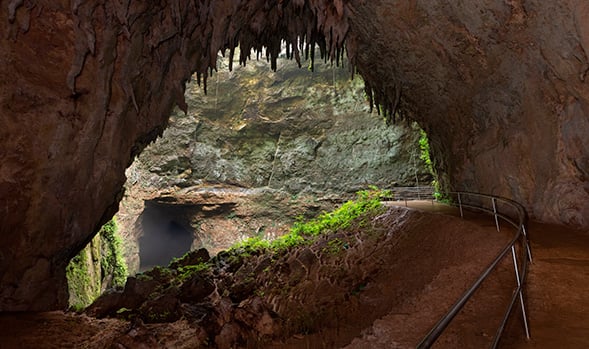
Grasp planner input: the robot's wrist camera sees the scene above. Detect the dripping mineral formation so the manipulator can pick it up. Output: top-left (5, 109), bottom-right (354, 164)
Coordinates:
top-left (1, 0), bottom-right (589, 311)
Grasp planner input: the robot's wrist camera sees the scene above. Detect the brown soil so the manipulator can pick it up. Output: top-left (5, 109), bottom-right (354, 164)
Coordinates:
top-left (501, 221), bottom-right (589, 349)
top-left (0, 203), bottom-right (587, 348)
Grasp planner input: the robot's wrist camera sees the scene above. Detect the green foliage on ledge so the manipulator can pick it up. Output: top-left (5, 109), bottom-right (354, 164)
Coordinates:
top-left (66, 218), bottom-right (128, 311)
top-left (290, 186), bottom-right (389, 236)
top-left (230, 187), bottom-right (390, 255)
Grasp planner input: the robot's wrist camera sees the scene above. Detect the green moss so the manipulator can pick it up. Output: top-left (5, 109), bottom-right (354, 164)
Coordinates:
top-left (99, 219), bottom-right (128, 288)
top-left (66, 236), bottom-right (102, 311)
top-left (177, 263), bottom-right (211, 282)
top-left (66, 219), bottom-right (128, 310)
top-left (227, 187), bottom-right (388, 256)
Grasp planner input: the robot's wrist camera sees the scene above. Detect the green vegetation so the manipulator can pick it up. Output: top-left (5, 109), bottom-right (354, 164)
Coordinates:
top-left (99, 219), bottom-right (128, 288)
top-left (418, 129), bottom-right (443, 200)
top-left (229, 187), bottom-right (389, 255)
top-left (419, 129), bottom-right (433, 174)
top-left (177, 263), bottom-right (211, 282)
top-left (66, 237), bottom-right (102, 311)
top-left (291, 186), bottom-right (389, 236)
top-left (66, 218), bottom-right (128, 311)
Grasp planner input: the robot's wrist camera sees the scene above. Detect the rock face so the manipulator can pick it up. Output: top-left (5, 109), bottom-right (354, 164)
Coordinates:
top-left (118, 187), bottom-right (334, 274)
top-left (0, 0), bottom-right (350, 311)
top-left (130, 53), bottom-right (428, 194)
top-left (66, 219), bottom-right (127, 310)
top-left (347, 1), bottom-right (589, 227)
top-left (1, 0), bottom-right (589, 310)
top-left (118, 52), bottom-right (429, 274)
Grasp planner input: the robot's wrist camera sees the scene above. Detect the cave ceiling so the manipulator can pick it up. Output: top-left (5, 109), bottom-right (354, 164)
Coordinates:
top-left (1, 0), bottom-right (589, 310)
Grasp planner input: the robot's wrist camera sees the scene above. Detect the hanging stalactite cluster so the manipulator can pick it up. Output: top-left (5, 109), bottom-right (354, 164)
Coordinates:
top-left (7, 0), bottom-right (400, 121)
top-left (2, 0), bottom-right (406, 310)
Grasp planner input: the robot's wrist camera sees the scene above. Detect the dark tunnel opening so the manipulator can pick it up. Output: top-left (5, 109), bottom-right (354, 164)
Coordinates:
top-left (138, 201), bottom-right (196, 271)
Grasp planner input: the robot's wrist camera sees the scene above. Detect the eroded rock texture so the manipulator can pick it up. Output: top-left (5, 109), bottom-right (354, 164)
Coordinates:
top-left (131, 53), bottom-right (428, 194)
top-left (0, 0), bottom-right (588, 311)
top-left (0, 0), bottom-right (348, 310)
top-left (347, 0), bottom-right (589, 226)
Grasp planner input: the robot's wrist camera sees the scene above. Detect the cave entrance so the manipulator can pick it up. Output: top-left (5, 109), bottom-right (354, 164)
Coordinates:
top-left (119, 47), bottom-right (434, 274)
top-left (138, 201), bottom-right (196, 271)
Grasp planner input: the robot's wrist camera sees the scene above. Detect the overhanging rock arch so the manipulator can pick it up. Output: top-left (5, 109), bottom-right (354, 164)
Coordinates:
top-left (3, 0), bottom-right (589, 311)
top-left (0, 0), bottom-right (366, 311)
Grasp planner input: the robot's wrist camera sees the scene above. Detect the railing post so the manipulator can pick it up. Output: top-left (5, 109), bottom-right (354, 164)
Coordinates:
top-left (420, 192), bottom-right (531, 348)
top-left (492, 197), bottom-right (500, 232)
top-left (510, 246), bottom-right (531, 339)
top-left (521, 225), bottom-right (533, 262)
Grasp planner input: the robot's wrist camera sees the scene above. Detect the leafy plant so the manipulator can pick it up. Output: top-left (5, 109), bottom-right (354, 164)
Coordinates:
top-left (270, 232), bottom-right (305, 251)
top-left (419, 129), bottom-right (433, 174)
top-left (290, 187), bottom-right (388, 236)
top-left (230, 236), bottom-right (271, 254)
top-left (227, 187), bottom-right (388, 259)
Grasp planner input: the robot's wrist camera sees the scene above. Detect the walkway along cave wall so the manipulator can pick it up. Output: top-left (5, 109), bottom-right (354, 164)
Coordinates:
top-left (1, 1), bottom-right (589, 310)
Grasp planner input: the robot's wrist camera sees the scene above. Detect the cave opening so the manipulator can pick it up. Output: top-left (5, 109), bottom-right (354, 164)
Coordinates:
top-left (3, 1), bottom-right (589, 347)
top-left (138, 201), bottom-right (197, 271)
top-left (62, 45), bottom-right (436, 312)
top-left (116, 46), bottom-right (435, 276)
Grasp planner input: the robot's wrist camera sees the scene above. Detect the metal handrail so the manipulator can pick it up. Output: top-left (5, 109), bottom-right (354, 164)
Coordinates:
top-left (417, 191), bottom-right (532, 349)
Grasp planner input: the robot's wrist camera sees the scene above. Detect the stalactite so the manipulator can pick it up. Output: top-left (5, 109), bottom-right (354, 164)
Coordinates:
top-left (66, 0), bottom-right (402, 124)
top-left (0, 0), bottom-right (410, 311)
top-left (7, 0), bottom-right (24, 23)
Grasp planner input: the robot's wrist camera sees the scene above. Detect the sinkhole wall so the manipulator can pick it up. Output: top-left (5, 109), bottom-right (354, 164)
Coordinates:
top-left (2, 0), bottom-right (589, 310)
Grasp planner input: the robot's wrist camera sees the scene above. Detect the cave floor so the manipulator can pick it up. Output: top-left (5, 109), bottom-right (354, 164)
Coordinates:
top-left (399, 201), bottom-right (589, 349)
top-left (0, 202), bottom-right (587, 348)
top-left (501, 221), bottom-right (589, 348)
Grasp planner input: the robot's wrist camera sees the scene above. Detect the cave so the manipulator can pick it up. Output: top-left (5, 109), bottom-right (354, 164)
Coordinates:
top-left (138, 201), bottom-right (195, 271)
top-left (1, 2), bottom-right (589, 346)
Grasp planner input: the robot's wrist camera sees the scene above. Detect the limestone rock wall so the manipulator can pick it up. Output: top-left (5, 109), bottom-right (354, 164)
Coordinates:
top-left (118, 54), bottom-right (429, 274)
top-left (0, 0), bottom-right (349, 310)
top-left (2, 0), bottom-right (589, 311)
top-left (347, 0), bottom-right (589, 226)
top-left (129, 52), bottom-right (429, 194)
top-left (0, 1), bottom-right (186, 310)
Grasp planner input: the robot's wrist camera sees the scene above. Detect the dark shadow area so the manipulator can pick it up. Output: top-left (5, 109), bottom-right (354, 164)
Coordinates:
top-left (139, 201), bottom-right (195, 270)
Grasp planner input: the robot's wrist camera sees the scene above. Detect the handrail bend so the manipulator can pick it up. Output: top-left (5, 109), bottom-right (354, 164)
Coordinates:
top-left (417, 191), bottom-right (532, 349)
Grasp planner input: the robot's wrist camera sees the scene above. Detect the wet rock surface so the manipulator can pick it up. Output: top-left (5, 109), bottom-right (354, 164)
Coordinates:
top-left (2, 0), bottom-right (589, 313)
top-left (0, 207), bottom-right (518, 348)
top-left (116, 51), bottom-right (430, 274)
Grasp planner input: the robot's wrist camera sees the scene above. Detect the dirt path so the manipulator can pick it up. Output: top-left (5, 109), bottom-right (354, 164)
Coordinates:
top-left (0, 203), bottom-right (587, 348)
top-left (341, 202), bottom-right (516, 348)
top-left (269, 203), bottom-right (516, 348)
top-left (502, 222), bottom-right (589, 349)
top-left (397, 201), bottom-right (589, 349)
